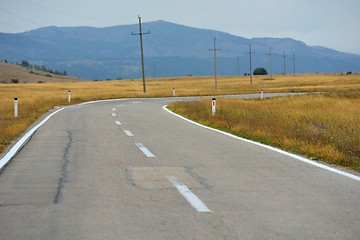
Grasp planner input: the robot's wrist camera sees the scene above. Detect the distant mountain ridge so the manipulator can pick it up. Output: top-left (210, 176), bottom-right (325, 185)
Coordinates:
top-left (0, 20), bottom-right (359, 79)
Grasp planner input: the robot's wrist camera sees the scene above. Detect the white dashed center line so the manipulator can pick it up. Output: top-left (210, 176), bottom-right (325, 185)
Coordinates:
top-left (135, 143), bottom-right (155, 158)
top-left (123, 130), bottom-right (134, 137)
top-left (167, 176), bottom-right (211, 213)
top-left (112, 113), bottom-right (116, 117)
top-left (115, 120), bottom-right (122, 125)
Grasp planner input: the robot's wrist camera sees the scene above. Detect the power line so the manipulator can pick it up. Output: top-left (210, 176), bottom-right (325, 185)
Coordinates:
top-left (0, 19), bottom-right (27, 31)
top-left (132, 16), bottom-right (150, 93)
top-left (0, 7), bottom-right (43, 27)
top-left (24, 0), bottom-right (125, 21)
top-left (209, 37), bottom-right (221, 90)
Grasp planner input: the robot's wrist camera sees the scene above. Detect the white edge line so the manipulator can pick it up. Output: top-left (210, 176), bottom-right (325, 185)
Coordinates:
top-left (167, 176), bottom-right (211, 213)
top-left (0, 107), bottom-right (66, 171)
top-left (162, 105), bottom-right (360, 182)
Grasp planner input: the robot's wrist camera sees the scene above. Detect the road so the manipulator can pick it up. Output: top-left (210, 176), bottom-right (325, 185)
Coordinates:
top-left (0, 96), bottom-right (359, 239)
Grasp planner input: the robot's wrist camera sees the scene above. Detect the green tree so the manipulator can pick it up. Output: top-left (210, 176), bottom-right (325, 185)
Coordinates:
top-left (253, 67), bottom-right (268, 75)
top-left (21, 60), bottom-right (31, 68)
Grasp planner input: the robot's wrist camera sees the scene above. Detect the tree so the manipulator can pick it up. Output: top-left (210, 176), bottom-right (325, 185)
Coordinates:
top-left (253, 67), bottom-right (268, 75)
top-left (21, 60), bottom-right (31, 68)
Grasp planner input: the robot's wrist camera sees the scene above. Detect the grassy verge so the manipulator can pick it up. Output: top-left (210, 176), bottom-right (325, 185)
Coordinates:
top-left (1, 74), bottom-right (360, 154)
top-left (168, 90), bottom-right (360, 172)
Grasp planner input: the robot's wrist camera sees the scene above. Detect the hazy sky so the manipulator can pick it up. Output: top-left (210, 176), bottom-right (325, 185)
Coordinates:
top-left (1, 0), bottom-right (359, 54)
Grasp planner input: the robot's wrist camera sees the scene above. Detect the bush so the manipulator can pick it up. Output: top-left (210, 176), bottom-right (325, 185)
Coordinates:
top-left (11, 79), bottom-right (19, 83)
top-left (254, 67), bottom-right (268, 75)
top-left (21, 60), bottom-right (31, 68)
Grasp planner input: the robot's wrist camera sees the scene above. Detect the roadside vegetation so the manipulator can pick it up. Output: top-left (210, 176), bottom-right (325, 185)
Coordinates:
top-left (1, 72), bottom-right (360, 173)
top-left (168, 90), bottom-right (360, 172)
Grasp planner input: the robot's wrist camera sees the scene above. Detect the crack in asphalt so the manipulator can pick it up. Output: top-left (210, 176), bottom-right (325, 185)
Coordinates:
top-left (53, 130), bottom-right (72, 204)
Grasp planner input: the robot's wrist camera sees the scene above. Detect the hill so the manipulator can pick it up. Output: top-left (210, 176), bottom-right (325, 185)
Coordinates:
top-left (0, 20), bottom-right (359, 79)
top-left (0, 62), bottom-right (84, 83)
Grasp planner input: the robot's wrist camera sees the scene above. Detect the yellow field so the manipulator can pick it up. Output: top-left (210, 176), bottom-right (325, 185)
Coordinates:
top-left (1, 73), bottom-right (360, 157)
top-left (168, 91), bottom-right (360, 172)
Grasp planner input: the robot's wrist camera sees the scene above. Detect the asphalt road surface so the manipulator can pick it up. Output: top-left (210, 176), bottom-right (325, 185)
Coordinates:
top-left (0, 96), bottom-right (359, 240)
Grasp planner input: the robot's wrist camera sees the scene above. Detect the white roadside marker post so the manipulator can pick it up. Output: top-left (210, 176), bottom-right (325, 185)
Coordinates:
top-left (14, 97), bottom-right (18, 118)
top-left (173, 88), bottom-right (176, 97)
top-left (67, 90), bottom-right (71, 103)
top-left (212, 98), bottom-right (216, 115)
top-left (261, 89), bottom-right (264, 100)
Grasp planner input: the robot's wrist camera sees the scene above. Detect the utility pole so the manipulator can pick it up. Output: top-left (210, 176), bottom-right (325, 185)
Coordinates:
top-left (292, 52), bottom-right (296, 76)
top-left (209, 37), bottom-right (221, 90)
top-left (247, 44), bottom-right (254, 84)
top-left (131, 15), bottom-right (150, 93)
top-left (283, 50), bottom-right (287, 76)
top-left (154, 63), bottom-right (156, 79)
top-left (268, 46), bottom-right (273, 79)
top-left (237, 56), bottom-right (240, 76)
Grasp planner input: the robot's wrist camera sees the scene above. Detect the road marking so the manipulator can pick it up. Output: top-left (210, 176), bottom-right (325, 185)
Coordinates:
top-left (123, 130), bottom-right (134, 137)
top-left (115, 120), bottom-right (122, 125)
top-left (112, 108), bottom-right (116, 111)
top-left (135, 143), bottom-right (155, 158)
top-left (167, 176), bottom-right (211, 213)
top-left (0, 107), bottom-right (66, 171)
top-left (162, 105), bottom-right (360, 182)
top-left (112, 113), bottom-right (116, 117)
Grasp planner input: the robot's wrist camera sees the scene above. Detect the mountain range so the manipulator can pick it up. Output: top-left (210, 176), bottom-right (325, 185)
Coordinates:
top-left (0, 20), bottom-right (359, 80)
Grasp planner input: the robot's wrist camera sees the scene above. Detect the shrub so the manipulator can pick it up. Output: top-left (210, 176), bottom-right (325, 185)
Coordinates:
top-left (21, 60), bottom-right (31, 68)
top-left (253, 67), bottom-right (268, 75)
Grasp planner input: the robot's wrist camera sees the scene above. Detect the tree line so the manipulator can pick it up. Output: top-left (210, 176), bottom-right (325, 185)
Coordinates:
top-left (20, 60), bottom-right (67, 76)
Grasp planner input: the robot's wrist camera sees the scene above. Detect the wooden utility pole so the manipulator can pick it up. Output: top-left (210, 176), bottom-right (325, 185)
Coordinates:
top-left (247, 44), bottom-right (254, 84)
top-left (283, 50), bottom-right (287, 76)
top-left (237, 56), bottom-right (240, 76)
top-left (132, 16), bottom-right (150, 93)
top-left (293, 52), bottom-right (296, 76)
top-left (209, 38), bottom-right (221, 90)
top-left (268, 46), bottom-right (273, 79)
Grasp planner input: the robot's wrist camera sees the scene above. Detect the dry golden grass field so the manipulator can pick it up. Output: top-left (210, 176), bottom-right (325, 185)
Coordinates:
top-left (1, 62), bottom-right (360, 172)
top-left (168, 91), bottom-right (360, 172)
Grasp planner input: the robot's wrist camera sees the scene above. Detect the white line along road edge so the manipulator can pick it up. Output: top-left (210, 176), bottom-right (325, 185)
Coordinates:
top-left (167, 176), bottom-right (211, 213)
top-left (162, 105), bottom-right (360, 182)
top-left (0, 107), bottom-right (66, 171)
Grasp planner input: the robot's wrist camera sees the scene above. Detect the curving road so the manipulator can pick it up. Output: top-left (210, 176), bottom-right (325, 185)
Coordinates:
top-left (0, 96), bottom-right (359, 240)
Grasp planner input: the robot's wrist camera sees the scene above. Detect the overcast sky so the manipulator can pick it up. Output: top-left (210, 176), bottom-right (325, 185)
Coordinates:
top-left (1, 0), bottom-right (359, 54)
